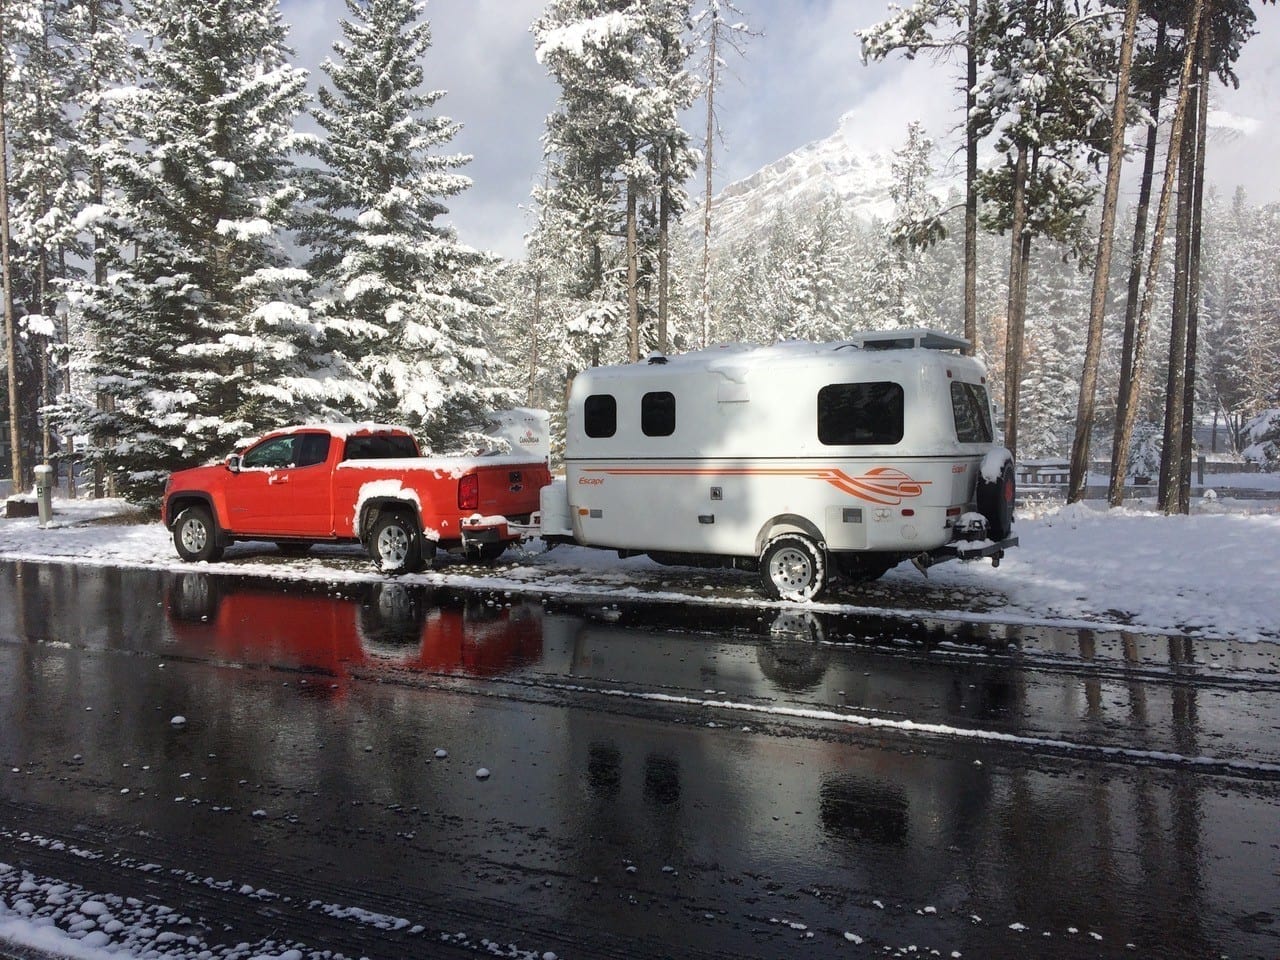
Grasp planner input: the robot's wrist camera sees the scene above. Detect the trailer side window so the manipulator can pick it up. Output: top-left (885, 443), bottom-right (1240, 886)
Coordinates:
top-left (641, 391), bottom-right (676, 437)
top-left (818, 382), bottom-right (904, 445)
top-left (951, 382), bottom-right (994, 443)
top-left (584, 394), bottom-right (617, 438)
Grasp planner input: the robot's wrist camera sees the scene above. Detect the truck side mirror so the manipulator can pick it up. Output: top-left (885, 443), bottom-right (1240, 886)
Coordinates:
top-left (226, 454), bottom-right (242, 474)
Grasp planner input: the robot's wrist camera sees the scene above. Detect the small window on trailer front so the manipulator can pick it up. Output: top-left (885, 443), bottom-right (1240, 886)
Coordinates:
top-left (817, 382), bottom-right (904, 445)
top-left (584, 394), bottom-right (617, 438)
top-left (641, 391), bottom-right (676, 437)
top-left (951, 381), bottom-right (994, 443)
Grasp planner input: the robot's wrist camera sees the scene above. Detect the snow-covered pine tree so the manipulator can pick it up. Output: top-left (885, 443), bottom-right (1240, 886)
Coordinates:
top-left (66, 0), bottom-right (322, 502)
top-left (52, 0), bottom-right (138, 497)
top-left (1, 0), bottom-right (88, 475)
top-left (533, 0), bottom-right (698, 363)
top-left (302, 0), bottom-right (509, 452)
top-left (974, 0), bottom-right (1111, 463)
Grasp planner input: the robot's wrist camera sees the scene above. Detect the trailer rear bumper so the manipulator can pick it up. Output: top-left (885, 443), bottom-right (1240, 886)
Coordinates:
top-left (912, 536), bottom-right (1019, 574)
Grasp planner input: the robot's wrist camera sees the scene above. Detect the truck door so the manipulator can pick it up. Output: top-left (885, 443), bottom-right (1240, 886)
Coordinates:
top-left (224, 433), bottom-right (332, 535)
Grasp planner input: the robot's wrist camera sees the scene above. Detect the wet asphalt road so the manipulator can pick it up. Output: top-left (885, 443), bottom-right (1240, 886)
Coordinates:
top-left (1, 560), bottom-right (1278, 959)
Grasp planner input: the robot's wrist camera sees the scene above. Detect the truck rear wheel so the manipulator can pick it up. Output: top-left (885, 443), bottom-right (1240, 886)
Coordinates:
top-left (760, 534), bottom-right (828, 602)
top-left (369, 510), bottom-right (423, 575)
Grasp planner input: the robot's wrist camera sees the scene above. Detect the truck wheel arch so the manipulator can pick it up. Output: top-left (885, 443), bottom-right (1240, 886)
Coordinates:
top-left (359, 498), bottom-right (425, 543)
top-left (167, 491), bottom-right (222, 535)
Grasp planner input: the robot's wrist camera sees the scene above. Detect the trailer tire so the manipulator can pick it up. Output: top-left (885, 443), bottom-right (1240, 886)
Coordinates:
top-left (977, 457), bottom-right (1016, 541)
top-left (760, 534), bottom-right (828, 602)
top-left (369, 509), bottom-right (423, 575)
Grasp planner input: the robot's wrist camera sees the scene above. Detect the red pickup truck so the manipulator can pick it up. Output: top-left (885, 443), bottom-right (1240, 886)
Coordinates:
top-left (161, 424), bottom-right (551, 573)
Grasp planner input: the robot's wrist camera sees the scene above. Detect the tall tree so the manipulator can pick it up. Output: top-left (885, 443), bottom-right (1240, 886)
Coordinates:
top-left (975, 0), bottom-right (1111, 463)
top-left (0, 0), bottom-right (23, 489)
top-left (65, 0), bottom-right (319, 502)
top-left (1067, 0), bottom-right (1141, 503)
top-left (1108, 0), bottom-right (1205, 507)
top-left (694, 0), bottom-right (752, 348)
top-left (860, 0), bottom-right (988, 356)
top-left (302, 0), bottom-right (508, 451)
top-left (534, 0), bottom-right (697, 363)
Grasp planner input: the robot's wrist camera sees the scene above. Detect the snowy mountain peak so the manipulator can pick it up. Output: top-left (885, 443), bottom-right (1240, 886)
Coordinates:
top-left (711, 114), bottom-right (898, 246)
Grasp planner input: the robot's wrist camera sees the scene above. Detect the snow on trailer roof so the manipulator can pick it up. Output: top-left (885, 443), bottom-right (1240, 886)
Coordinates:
top-left (844, 328), bottom-right (971, 352)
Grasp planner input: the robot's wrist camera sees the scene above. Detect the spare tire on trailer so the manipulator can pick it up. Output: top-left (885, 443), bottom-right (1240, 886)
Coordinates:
top-left (976, 450), bottom-right (1016, 541)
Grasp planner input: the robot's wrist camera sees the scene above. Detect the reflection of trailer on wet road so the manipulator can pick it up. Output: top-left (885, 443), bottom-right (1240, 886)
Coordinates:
top-left (536, 329), bottom-right (1018, 601)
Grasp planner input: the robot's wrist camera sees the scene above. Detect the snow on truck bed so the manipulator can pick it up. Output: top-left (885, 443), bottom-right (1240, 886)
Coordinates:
top-left (337, 454), bottom-right (543, 473)
top-left (2, 494), bottom-right (1279, 642)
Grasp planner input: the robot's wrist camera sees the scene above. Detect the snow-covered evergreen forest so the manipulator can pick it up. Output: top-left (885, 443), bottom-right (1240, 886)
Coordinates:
top-left (1, 0), bottom-right (1278, 506)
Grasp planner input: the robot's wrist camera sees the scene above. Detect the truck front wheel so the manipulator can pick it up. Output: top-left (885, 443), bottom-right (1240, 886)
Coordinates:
top-left (760, 534), bottom-right (828, 602)
top-left (173, 505), bottom-right (224, 563)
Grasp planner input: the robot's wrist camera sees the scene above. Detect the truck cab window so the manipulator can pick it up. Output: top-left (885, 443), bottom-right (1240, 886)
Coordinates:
top-left (641, 391), bottom-right (676, 437)
top-left (817, 382), bottom-right (904, 445)
top-left (295, 433), bottom-right (332, 467)
top-left (343, 435), bottom-right (417, 459)
top-left (243, 436), bottom-right (296, 469)
top-left (584, 394), bottom-right (617, 438)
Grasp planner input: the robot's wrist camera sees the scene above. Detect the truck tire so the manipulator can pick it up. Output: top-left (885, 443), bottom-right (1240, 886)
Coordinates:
top-left (369, 509), bottom-right (423, 575)
top-left (760, 534), bottom-right (828, 602)
top-left (173, 505), bottom-right (224, 563)
top-left (977, 457), bottom-right (1016, 541)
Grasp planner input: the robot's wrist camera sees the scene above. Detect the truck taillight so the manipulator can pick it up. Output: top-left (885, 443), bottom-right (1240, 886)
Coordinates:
top-left (458, 473), bottom-right (479, 511)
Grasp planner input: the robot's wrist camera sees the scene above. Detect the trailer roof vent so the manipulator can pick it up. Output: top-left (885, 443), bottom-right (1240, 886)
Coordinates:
top-left (844, 329), bottom-right (970, 353)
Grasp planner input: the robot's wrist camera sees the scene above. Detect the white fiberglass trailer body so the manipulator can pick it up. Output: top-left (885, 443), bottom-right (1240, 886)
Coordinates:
top-left (539, 329), bottom-right (1017, 601)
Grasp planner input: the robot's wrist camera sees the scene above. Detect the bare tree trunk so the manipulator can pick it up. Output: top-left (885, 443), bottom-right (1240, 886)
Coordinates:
top-left (626, 176), bottom-right (639, 362)
top-left (1068, 0), bottom-right (1140, 503)
top-left (701, 8), bottom-right (718, 350)
top-left (528, 272), bottom-right (542, 408)
top-left (1002, 145), bottom-right (1030, 463)
top-left (1158, 70), bottom-right (1197, 513)
top-left (964, 0), bottom-right (979, 357)
top-left (1108, 0), bottom-right (1204, 508)
top-left (1, 0), bottom-right (27, 492)
top-left (657, 145), bottom-right (670, 354)
top-left (1178, 19), bottom-right (1212, 515)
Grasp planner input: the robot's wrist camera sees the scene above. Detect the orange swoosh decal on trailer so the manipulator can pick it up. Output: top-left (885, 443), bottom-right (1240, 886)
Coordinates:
top-left (580, 465), bottom-right (930, 506)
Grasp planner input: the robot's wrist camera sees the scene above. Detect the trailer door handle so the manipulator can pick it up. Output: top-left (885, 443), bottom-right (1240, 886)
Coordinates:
top-left (698, 514), bottom-right (715, 524)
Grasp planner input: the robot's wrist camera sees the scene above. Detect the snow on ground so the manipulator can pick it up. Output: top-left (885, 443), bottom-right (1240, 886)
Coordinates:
top-left (1, 493), bottom-right (1277, 641)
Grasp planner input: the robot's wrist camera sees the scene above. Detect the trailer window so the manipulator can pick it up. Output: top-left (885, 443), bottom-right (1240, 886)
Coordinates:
top-left (584, 394), bottom-right (617, 438)
top-left (951, 382), bottom-right (994, 443)
top-left (641, 391), bottom-right (676, 437)
top-left (818, 382), bottom-right (904, 445)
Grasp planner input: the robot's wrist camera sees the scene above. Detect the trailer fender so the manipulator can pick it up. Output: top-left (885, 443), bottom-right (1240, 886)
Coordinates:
top-left (755, 514), bottom-right (826, 557)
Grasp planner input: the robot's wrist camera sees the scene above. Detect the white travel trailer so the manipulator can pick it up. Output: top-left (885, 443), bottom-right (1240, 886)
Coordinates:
top-left (538, 329), bottom-right (1018, 602)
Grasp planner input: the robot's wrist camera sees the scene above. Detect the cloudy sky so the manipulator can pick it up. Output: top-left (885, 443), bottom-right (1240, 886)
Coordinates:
top-left (280, 0), bottom-right (1280, 260)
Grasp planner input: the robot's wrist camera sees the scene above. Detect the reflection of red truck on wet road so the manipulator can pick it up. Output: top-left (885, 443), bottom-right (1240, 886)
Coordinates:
top-left (161, 424), bottom-right (551, 573)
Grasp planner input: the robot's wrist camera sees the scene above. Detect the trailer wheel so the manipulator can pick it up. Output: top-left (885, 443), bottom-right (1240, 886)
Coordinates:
top-left (976, 457), bottom-right (1016, 541)
top-left (760, 534), bottom-right (828, 602)
top-left (173, 505), bottom-right (224, 563)
top-left (369, 509), bottom-right (423, 575)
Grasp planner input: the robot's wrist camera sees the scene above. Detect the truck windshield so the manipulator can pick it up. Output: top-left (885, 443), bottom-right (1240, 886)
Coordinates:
top-left (344, 435), bottom-right (418, 459)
